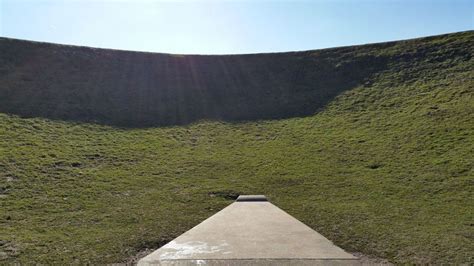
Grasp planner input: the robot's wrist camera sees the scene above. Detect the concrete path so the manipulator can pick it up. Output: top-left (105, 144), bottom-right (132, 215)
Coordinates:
top-left (138, 195), bottom-right (359, 265)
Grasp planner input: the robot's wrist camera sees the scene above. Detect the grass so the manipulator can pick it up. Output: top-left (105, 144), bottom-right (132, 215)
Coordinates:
top-left (1, 31), bottom-right (473, 263)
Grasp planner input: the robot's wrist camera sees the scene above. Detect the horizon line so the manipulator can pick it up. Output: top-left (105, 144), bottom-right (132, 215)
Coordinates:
top-left (1, 30), bottom-right (472, 56)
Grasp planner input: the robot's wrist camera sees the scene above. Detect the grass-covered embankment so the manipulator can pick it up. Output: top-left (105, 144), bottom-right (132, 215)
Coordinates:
top-left (0, 31), bottom-right (473, 263)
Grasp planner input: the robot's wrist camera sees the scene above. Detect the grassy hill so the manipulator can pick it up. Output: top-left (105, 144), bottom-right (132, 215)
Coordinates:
top-left (0, 31), bottom-right (473, 264)
top-left (0, 33), bottom-right (440, 127)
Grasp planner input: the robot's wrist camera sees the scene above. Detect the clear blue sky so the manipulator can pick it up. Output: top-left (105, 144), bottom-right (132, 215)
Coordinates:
top-left (1, 0), bottom-right (472, 54)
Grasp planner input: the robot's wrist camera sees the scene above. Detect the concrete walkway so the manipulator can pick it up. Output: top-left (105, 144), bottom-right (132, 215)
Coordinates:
top-left (138, 195), bottom-right (359, 265)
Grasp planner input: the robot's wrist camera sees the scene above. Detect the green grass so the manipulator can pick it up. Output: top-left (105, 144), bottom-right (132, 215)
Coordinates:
top-left (1, 31), bottom-right (473, 263)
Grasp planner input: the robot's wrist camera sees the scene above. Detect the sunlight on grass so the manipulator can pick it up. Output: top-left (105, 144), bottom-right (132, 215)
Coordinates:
top-left (0, 31), bottom-right (473, 264)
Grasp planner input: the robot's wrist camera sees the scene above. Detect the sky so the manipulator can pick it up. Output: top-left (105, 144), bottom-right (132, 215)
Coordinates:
top-left (0, 0), bottom-right (472, 55)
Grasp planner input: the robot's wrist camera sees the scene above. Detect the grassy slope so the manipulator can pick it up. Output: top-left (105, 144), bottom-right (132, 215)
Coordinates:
top-left (1, 32), bottom-right (473, 263)
top-left (0, 35), bottom-right (387, 127)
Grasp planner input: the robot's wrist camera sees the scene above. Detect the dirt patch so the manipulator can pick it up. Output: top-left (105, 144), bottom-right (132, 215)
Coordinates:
top-left (121, 248), bottom-right (154, 265)
top-left (0, 241), bottom-right (20, 261)
top-left (353, 252), bottom-right (393, 265)
top-left (208, 190), bottom-right (241, 200)
top-left (119, 238), bottom-right (173, 265)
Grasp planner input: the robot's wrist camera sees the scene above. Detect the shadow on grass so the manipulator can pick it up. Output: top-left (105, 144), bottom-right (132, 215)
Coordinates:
top-left (0, 37), bottom-right (391, 128)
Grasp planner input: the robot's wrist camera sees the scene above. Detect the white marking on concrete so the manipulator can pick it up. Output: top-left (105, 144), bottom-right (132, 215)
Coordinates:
top-left (159, 241), bottom-right (230, 260)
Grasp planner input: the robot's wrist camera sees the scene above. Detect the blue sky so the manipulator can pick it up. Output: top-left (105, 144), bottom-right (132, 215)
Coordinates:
top-left (1, 0), bottom-right (472, 54)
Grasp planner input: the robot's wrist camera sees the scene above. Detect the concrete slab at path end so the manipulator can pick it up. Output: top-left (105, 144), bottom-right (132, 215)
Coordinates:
top-left (138, 195), bottom-right (359, 265)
